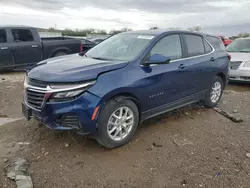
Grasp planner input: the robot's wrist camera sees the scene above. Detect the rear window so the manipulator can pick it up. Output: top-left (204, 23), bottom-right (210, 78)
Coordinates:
top-left (184, 34), bottom-right (205, 57)
top-left (11, 29), bottom-right (34, 42)
top-left (0, 29), bottom-right (7, 43)
top-left (206, 36), bottom-right (225, 51)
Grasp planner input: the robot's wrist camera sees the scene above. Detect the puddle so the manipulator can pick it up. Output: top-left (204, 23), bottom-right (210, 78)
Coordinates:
top-left (225, 83), bottom-right (250, 92)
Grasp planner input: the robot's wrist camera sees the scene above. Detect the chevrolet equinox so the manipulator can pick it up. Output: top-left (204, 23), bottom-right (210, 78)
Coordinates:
top-left (22, 30), bottom-right (230, 148)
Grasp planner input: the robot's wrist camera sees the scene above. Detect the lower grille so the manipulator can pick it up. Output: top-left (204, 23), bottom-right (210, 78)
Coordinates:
top-left (26, 90), bottom-right (45, 110)
top-left (240, 76), bottom-right (250, 80)
top-left (56, 114), bottom-right (80, 129)
top-left (230, 61), bottom-right (242, 70)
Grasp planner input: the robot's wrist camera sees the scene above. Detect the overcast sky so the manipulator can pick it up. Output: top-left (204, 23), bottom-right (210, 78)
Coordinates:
top-left (0, 0), bottom-right (250, 36)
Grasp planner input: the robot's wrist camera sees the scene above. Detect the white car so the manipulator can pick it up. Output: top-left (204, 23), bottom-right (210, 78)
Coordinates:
top-left (227, 38), bottom-right (250, 82)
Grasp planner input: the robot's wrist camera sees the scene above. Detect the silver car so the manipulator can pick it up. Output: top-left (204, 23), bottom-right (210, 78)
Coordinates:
top-left (227, 38), bottom-right (250, 82)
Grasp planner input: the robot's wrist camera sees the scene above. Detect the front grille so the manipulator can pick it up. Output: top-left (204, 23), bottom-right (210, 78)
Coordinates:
top-left (28, 78), bottom-right (47, 88)
top-left (26, 90), bottom-right (45, 110)
top-left (240, 76), bottom-right (250, 80)
top-left (230, 61), bottom-right (242, 70)
top-left (56, 114), bottom-right (80, 129)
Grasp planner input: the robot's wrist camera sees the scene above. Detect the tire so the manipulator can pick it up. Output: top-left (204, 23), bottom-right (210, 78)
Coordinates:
top-left (53, 51), bottom-right (68, 57)
top-left (202, 76), bottom-right (224, 108)
top-left (96, 98), bottom-right (139, 149)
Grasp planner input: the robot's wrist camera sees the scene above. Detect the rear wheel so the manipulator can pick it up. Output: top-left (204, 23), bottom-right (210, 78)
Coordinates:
top-left (53, 51), bottom-right (68, 57)
top-left (203, 76), bottom-right (223, 108)
top-left (96, 98), bottom-right (139, 149)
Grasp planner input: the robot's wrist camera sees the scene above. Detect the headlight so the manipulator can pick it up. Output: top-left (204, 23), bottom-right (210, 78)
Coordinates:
top-left (50, 81), bottom-right (95, 101)
top-left (243, 61), bottom-right (250, 67)
top-left (52, 89), bottom-right (86, 99)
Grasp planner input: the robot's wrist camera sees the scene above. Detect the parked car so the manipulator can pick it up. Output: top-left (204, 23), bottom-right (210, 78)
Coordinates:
top-left (92, 38), bottom-right (105, 44)
top-left (22, 30), bottom-right (229, 148)
top-left (0, 26), bottom-right (82, 71)
top-left (81, 39), bottom-right (96, 52)
top-left (226, 37), bottom-right (250, 82)
top-left (218, 35), bottom-right (232, 46)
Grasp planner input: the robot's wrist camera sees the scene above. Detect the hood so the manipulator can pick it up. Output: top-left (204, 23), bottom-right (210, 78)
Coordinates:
top-left (28, 54), bottom-right (128, 82)
top-left (228, 52), bottom-right (250, 62)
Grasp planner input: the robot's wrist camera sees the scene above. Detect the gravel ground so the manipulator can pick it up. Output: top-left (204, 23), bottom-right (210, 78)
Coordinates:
top-left (0, 72), bottom-right (250, 188)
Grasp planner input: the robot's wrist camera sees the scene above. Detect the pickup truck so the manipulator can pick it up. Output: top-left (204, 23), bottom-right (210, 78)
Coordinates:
top-left (0, 26), bottom-right (82, 70)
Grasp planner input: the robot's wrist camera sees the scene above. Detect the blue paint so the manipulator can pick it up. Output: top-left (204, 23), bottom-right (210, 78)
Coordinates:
top-left (23, 30), bottom-right (229, 135)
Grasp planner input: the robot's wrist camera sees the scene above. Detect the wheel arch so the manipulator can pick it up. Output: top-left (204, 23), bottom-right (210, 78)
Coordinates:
top-left (216, 72), bottom-right (226, 88)
top-left (98, 92), bottom-right (142, 122)
top-left (50, 47), bottom-right (72, 57)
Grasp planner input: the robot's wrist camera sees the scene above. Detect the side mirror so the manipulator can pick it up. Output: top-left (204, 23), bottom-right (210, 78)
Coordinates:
top-left (143, 54), bottom-right (171, 66)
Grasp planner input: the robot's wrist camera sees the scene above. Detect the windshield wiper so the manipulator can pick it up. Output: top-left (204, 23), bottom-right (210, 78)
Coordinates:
top-left (91, 57), bottom-right (113, 61)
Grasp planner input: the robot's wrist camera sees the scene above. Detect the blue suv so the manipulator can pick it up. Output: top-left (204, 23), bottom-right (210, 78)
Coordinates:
top-left (22, 30), bottom-right (229, 148)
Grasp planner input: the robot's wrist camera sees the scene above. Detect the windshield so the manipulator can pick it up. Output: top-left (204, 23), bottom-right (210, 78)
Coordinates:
top-left (226, 39), bottom-right (250, 53)
top-left (85, 33), bottom-right (155, 61)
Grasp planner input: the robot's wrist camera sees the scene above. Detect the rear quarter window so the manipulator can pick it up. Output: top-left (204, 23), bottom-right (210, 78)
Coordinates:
top-left (204, 39), bottom-right (213, 53)
top-left (206, 36), bottom-right (225, 51)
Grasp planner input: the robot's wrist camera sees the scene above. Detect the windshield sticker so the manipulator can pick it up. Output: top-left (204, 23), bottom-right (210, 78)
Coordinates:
top-left (137, 35), bottom-right (154, 40)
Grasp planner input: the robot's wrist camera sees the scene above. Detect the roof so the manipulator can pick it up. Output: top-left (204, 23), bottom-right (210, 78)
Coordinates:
top-left (123, 29), bottom-right (214, 37)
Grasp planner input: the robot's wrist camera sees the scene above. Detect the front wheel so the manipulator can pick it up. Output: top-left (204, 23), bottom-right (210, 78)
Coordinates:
top-left (202, 76), bottom-right (224, 108)
top-left (96, 98), bottom-right (139, 149)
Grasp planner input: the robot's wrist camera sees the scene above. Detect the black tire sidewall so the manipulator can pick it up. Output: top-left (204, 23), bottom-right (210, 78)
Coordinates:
top-left (53, 51), bottom-right (67, 57)
top-left (203, 76), bottom-right (223, 108)
top-left (97, 99), bottom-right (139, 148)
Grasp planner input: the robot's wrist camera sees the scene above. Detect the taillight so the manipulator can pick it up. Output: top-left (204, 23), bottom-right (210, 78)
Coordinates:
top-left (227, 53), bottom-right (231, 60)
top-left (80, 43), bottom-right (83, 52)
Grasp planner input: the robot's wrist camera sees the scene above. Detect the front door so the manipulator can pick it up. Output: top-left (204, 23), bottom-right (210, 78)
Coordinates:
top-left (10, 28), bottom-right (42, 67)
top-left (141, 34), bottom-right (190, 111)
top-left (0, 29), bottom-right (14, 68)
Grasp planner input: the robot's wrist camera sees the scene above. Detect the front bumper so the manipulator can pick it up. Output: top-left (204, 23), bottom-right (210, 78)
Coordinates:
top-left (229, 69), bottom-right (250, 83)
top-left (22, 91), bottom-right (101, 134)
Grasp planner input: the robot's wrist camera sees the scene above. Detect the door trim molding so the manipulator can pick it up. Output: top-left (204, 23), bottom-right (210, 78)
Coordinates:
top-left (141, 90), bottom-right (207, 122)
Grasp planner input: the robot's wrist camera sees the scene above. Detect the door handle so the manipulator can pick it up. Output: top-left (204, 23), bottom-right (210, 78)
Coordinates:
top-left (210, 57), bottom-right (215, 61)
top-left (32, 45), bottom-right (38, 48)
top-left (1, 47), bottom-right (8, 50)
top-left (178, 64), bottom-right (187, 69)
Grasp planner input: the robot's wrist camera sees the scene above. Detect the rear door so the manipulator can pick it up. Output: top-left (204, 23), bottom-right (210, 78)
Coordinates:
top-left (0, 29), bottom-right (14, 68)
top-left (10, 28), bottom-right (42, 66)
top-left (181, 33), bottom-right (214, 95)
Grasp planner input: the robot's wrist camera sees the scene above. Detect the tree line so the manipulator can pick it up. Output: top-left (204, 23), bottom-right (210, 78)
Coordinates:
top-left (37, 26), bottom-right (249, 40)
top-left (37, 27), bottom-right (132, 36)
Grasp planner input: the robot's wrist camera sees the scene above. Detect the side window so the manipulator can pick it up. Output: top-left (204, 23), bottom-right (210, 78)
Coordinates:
top-left (184, 34), bottom-right (205, 57)
top-left (11, 29), bottom-right (34, 42)
top-left (204, 39), bottom-right (212, 53)
top-left (0, 29), bottom-right (7, 43)
top-left (150, 34), bottom-right (182, 60)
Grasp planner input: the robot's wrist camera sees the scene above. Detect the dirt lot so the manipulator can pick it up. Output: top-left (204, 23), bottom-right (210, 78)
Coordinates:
top-left (0, 72), bottom-right (250, 188)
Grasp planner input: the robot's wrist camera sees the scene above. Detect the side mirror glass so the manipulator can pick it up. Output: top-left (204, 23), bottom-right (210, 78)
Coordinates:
top-left (143, 54), bottom-right (171, 66)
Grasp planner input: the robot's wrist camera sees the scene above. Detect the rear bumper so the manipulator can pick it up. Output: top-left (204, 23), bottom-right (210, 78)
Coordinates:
top-left (229, 69), bottom-right (250, 82)
top-left (22, 91), bottom-right (101, 134)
